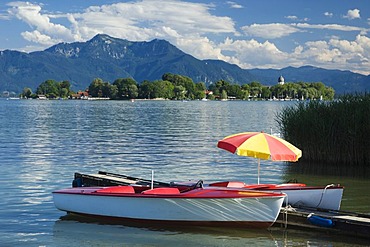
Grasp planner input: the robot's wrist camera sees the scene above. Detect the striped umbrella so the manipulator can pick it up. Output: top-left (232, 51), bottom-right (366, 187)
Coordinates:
top-left (217, 132), bottom-right (302, 184)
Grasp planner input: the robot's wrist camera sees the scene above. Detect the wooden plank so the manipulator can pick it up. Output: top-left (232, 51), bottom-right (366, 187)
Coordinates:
top-left (74, 171), bottom-right (173, 187)
top-left (98, 171), bottom-right (171, 186)
top-left (87, 173), bottom-right (140, 184)
top-left (274, 207), bottom-right (370, 239)
top-left (333, 215), bottom-right (370, 224)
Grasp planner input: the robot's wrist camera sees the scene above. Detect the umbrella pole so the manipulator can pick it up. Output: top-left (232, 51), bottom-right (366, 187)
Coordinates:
top-left (151, 170), bottom-right (154, 189)
top-left (258, 159), bottom-right (260, 185)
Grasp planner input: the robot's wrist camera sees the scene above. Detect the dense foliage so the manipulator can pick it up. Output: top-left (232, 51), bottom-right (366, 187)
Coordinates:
top-left (86, 73), bottom-right (335, 100)
top-left (277, 93), bottom-right (370, 177)
top-left (19, 80), bottom-right (72, 99)
top-left (19, 73), bottom-right (335, 100)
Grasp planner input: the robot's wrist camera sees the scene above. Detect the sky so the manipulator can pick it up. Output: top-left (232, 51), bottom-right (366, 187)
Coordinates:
top-left (0, 0), bottom-right (369, 75)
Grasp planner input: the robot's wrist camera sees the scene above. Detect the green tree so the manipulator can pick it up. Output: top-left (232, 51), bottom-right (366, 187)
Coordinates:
top-left (194, 82), bottom-right (207, 100)
top-left (36, 80), bottom-right (59, 97)
top-left (89, 78), bottom-right (104, 97)
top-left (113, 78), bottom-right (138, 99)
top-left (152, 80), bottom-right (174, 99)
top-left (226, 84), bottom-right (242, 98)
top-left (207, 93), bottom-right (215, 100)
top-left (306, 87), bottom-right (319, 99)
top-left (213, 80), bottom-right (230, 98)
top-left (312, 82), bottom-right (326, 92)
top-left (101, 82), bottom-right (116, 99)
top-left (249, 81), bottom-right (262, 98)
top-left (323, 86), bottom-right (335, 100)
top-left (59, 88), bottom-right (69, 98)
top-left (208, 83), bottom-right (219, 96)
top-left (221, 90), bottom-right (228, 100)
top-left (194, 90), bottom-right (206, 100)
top-left (261, 86), bottom-right (271, 99)
top-left (162, 73), bottom-right (195, 99)
top-left (139, 80), bottom-right (154, 99)
top-left (21, 87), bottom-right (32, 98)
top-left (271, 84), bottom-right (285, 99)
top-left (174, 85), bottom-right (186, 100)
top-left (59, 80), bottom-right (71, 98)
top-left (195, 82), bottom-right (206, 91)
top-left (241, 84), bottom-right (250, 99)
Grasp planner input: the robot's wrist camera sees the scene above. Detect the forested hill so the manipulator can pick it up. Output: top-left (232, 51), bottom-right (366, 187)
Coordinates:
top-left (0, 34), bottom-right (369, 94)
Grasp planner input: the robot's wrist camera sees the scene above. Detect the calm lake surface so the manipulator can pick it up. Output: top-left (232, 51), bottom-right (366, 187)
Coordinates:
top-left (0, 99), bottom-right (369, 246)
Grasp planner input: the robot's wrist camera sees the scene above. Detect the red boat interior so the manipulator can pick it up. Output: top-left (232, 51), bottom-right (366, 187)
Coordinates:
top-left (95, 185), bottom-right (188, 194)
top-left (209, 181), bottom-right (307, 189)
top-left (55, 182), bottom-right (286, 198)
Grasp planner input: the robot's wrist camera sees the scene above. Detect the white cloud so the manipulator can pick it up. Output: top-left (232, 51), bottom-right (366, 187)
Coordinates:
top-left (74, 0), bottom-right (236, 39)
top-left (241, 22), bottom-right (368, 39)
top-left (295, 23), bottom-right (366, 32)
top-left (176, 35), bottom-right (227, 61)
top-left (218, 38), bottom-right (290, 68)
top-left (285, 15), bottom-right (298, 20)
top-left (7, 1), bottom-right (76, 43)
top-left (285, 15), bottom-right (309, 22)
top-left (226, 1), bottom-right (243, 9)
top-left (241, 23), bottom-right (301, 39)
top-left (6, 0), bottom-right (236, 48)
top-left (21, 30), bottom-right (61, 46)
top-left (324, 12), bottom-right (333, 18)
top-left (211, 34), bottom-right (370, 75)
top-left (287, 35), bottom-right (370, 74)
top-left (343, 9), bottom-right (360, 20)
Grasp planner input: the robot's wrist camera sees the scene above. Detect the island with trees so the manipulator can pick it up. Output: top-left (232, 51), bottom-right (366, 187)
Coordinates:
top-left (19, 73), bottom-right (335, 101)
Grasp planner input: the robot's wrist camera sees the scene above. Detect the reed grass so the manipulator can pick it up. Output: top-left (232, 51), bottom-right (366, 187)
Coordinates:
top-left (277, 93), bottom-right (370, 177)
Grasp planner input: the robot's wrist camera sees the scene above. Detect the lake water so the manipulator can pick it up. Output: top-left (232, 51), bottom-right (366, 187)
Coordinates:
top-left (0, 99), bottom-right (369, 246)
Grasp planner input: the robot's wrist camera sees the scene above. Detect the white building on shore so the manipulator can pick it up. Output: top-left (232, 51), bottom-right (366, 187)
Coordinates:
top-left (278, 75), bottom-right (285, 85)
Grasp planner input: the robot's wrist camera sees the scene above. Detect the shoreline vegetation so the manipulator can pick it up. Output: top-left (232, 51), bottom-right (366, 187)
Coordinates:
top-left (277, 93), bottom-right (370, 178)
top-left (12, 73), bottom-right (335, 101)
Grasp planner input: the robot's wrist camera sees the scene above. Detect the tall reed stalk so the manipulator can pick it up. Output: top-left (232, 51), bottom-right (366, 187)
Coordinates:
top-left (277, 93), bottom-right (370, 177)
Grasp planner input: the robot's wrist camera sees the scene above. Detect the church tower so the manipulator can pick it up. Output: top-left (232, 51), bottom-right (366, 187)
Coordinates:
top-left (278, 75), bottom-right (285, 85)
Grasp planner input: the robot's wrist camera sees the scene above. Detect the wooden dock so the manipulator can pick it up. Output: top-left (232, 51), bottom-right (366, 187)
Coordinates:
top-left (274, 206), bottom-right (370, 239)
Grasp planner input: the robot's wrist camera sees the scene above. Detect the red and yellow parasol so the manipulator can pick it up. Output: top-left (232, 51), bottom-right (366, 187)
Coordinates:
top-left (217, 132), bottom-right (302, 184)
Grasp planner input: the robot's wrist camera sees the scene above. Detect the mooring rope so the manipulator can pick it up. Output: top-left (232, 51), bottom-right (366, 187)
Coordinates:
top-left (315, 184), bottom-right (335, 208)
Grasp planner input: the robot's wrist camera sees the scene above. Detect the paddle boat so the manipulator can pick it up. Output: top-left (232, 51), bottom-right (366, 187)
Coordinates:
top-left (53, 181), bottom-right (286, 228)
top-left (208, 181), bottom-right (344, 211)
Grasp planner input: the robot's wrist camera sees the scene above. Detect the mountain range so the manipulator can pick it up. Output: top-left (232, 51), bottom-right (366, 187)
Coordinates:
top-left (0, 34), bottom-right (369, 94)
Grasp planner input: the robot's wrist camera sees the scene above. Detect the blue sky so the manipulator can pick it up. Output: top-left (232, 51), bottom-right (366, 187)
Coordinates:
top-left (1, 0), bottom-right (369, 75)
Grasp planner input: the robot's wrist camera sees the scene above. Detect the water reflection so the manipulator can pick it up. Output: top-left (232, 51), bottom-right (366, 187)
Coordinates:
top-left (53, 214), bottom-right (369, 247)
top-left (52, 214), bottom-right (281, 247)
top-left (286, 161), bottom-right (370, 179)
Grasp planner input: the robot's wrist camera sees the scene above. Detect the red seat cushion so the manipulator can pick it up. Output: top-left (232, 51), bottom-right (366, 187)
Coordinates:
top-left (96, 186), bottom-right (135, 194)
top-left (142, 187), bottom-right (180, 194)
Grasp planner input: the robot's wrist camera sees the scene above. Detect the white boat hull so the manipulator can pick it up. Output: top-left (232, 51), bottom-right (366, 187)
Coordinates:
top-left (53, 187), bottom-right (285, 228)
top-left (208, 182), bottom-right (344, 210)
top-left (277, 187), bottom-right (344, 210)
